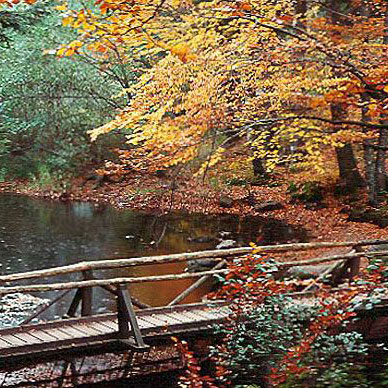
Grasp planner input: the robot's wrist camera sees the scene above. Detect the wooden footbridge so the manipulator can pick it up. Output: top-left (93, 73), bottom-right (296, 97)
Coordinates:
top-left (1, 239), bottom-right (388, 386)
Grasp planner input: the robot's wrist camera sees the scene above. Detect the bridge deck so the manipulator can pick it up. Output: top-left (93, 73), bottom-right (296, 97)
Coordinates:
top-left (0, 302), bottom-right (229, 366)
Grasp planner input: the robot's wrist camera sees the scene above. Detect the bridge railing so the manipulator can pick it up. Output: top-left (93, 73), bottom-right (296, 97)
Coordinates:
top-left (1, 239), bottom-right (388, 349)
top-left (0, 238), bottom-right (387, 295)
top-left (0, 240), bottom-right (388, 286)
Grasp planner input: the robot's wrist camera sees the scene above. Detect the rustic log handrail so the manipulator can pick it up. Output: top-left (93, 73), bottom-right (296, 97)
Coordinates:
top-left (0, 269), bottom-right (230, 295)
top-left (279, 250), bottom-right (388, 268)
top-left (0, 239), bottom-right (387, 284)
top-left (2, 250), bottom-right (388, 296)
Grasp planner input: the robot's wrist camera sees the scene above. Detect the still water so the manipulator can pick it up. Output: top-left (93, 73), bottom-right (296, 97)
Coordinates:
top-left (0, 193), bottom-right (307, 317)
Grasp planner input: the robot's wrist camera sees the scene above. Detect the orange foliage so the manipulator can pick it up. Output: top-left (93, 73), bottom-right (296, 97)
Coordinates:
top-left (5, 0), bottom-right (387, 177)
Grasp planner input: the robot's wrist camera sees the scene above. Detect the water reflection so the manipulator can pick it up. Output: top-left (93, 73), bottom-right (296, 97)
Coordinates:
top-left (0, 193), bottom-right (308, 317)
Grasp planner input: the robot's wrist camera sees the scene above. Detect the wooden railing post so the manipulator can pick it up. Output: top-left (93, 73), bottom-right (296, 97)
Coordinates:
top-left (347, 246), bottom-right (362, 282)
top-left (116, 284), bottom-right (148, 351)
top-left (81, 270), bottom-right (93, 316)
top-left (334, 246), bottom-right (362, 285)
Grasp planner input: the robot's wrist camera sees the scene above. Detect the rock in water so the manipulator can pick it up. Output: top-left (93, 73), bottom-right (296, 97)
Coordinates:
top-left (216, 239), bottom-right (237, 249)
top-left (186, 259), bottom-right (218, 272)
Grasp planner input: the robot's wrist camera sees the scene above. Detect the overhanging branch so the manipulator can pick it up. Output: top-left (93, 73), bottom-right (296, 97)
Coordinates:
top-left (249, 116), bottom-right (388, 129)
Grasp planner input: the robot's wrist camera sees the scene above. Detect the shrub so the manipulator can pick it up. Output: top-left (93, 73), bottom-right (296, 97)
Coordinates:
top-left (178, 251), bottom-right (388, 387)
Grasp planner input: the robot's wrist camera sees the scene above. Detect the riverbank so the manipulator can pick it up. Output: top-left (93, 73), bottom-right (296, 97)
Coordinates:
top-left (2, 169), bottom-right (388, 247)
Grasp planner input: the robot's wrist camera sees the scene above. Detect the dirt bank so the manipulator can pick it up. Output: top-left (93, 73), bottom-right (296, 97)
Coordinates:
top-left (2, 171), bottom-right (388, 248)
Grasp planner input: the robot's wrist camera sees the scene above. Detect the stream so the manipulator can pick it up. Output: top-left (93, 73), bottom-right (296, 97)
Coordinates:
top-left (0, 192), bottom-right (308, 321)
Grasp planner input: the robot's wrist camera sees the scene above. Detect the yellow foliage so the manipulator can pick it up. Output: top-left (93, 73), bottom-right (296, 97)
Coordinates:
top-left (62, 16), bottom-right (73, 27)
top-left (195, 147), bottom-right (226, 177)
top-left (55, 4), bottom-right (67, 11)
top-left (50, 0), bottom-right (387, 175)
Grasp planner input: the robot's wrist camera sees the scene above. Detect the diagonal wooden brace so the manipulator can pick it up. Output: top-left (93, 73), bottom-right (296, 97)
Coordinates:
top-left (67, 288), bottom-right (82, 317)
top-left (116, 284), bottom-right (149, 351)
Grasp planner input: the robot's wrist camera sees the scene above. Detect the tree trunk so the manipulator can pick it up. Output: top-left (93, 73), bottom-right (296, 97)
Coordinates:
top-left (331, 104), bottom-right (364, 189)
top-left (362, 99), bottom-right (377, 204)
top-left (369, 11), bottom-right (388, 205)
top-left (374, 128), bottom-right (388, 198)
top-left (295, 0), bottom-right (307, 19)
top-left (252, 156), bottom-right (267, 177)
top-left (328, 1), bottom-right (364, 190)
top-left (357, 4), bottom-right (377, 203)
top-left (376, 13), bottom-right (388, 196)
top-left (248, 126), bottom-right (267, 177)
top-left (335, 145), bottom-right (364, 189)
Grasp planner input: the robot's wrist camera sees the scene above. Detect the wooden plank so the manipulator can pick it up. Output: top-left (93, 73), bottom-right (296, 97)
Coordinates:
top-left (167, 312), bottom-right (194, 323)
top-left (45, 328), bottom-right (74, 341)
top-left (194, 308), bottom-right (228, 320)
top-left (139, 315), bottom-right (166, 327)
top-left (178, 311), bottom-right (209, 322)
top-left (28, 330), bottom-right (59, 342)
top-left (0, 313), bottom-right (116, 336)
top-left (0, 335), bottom-right (27, 347)
top-left (85, 322), bottom-right (108, 335)
top-left (0, 301), bottom-right (231, 361)
top-left (187, 310), bottom-right (215, 320)
top-left (0, 338), bottom-right (14, 348)
top-left (97, 320), bottom-right (117, 331)
top-left (12, 332), bottom-right (43, 345)
top-left (65, 324), bottom-right (90, 337)
top-left (141, 320), bottom-right (216, 337)
top-left (91, 322), bottom-right (116, 334)
top-left (186, 308), bottom-right (216, 317)
top-left (163, 312), bottom-right (195, 324)
top-left (0, 310), bottom-right (232, 363)
top-left (137, 318), bottom-right (164, 330)
top-left (75, 323), bottom-right (103, 336)
top-left (136, 318), bottom-right (154, 329)
top-left (0, 302), bottom-right (226, 338)
top-left (156, 313), bottom-right (187, 326)
top-left (0, 333), bottom-right (116, 361)
top-left (137, 301), bottom-right (228, 316)
top-left (56, 326), bottom-right (86, 339)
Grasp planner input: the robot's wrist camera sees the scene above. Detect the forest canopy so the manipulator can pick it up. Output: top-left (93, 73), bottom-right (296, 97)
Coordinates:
top-left (0, 0), bottom-right (387, 203)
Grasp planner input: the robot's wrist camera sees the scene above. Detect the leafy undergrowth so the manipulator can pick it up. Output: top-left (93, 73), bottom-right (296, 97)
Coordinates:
top-left (175, 251), bottom-right (388, 387)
